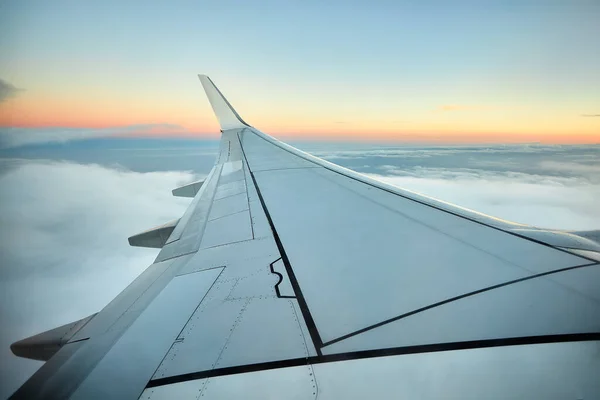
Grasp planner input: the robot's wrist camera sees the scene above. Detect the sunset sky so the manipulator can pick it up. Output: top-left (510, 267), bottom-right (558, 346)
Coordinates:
top-left (0, 0), bottom-right (599, 143)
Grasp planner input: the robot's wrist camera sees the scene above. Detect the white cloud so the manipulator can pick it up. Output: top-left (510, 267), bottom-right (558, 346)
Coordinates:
top-left (0, 79), bottom-right (23, 103)
top-left (367, 171), bottom-right (600, 231)
top-left (305, 144), bottom-right (600, 231)
top-left (376, 165), bottom-right (598, 186)
top-left (0, 160), bottom-right (196, 399)
top-left (0, 124), bottom-right (187, 149)
top-left (1, 142), bottom-right (599, 397)
top-left (309, 144), bottom-right (589, 161)
top-left (538, 160), bottom-right (600, 176)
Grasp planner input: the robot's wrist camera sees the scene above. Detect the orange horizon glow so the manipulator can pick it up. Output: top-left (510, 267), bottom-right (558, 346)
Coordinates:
top-left (2, 123), bottom-right (597, 145)
top-left (1, 91), bottom-right (598, 145)
top-left (1, 124), bottom-right (598, 145)
top-left (2, 1), bottom-right (599, 148)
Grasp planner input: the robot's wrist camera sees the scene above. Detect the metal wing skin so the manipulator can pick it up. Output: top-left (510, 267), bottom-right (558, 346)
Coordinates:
top-left (10, 76), bottom-right (600, 399)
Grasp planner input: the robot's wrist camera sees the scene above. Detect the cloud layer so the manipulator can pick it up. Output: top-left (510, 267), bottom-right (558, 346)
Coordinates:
top-left (0, 160), bottom-right (196, 398)
top-left (1, 140), bottom-right (599, 397)
top-left (301, 143), bottom-right (600, 229)
top-left (367, 170), bottom-right (600, 230)
top-left (0, 137), bottom-right (219, 174)
top-left (0, 79), bottom-right (22, 103)
top-left (0, 124), bottom-right (188, 149)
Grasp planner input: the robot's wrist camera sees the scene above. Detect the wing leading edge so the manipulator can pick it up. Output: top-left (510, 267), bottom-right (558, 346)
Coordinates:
top-left (10, 76), bottom-right (600, 400)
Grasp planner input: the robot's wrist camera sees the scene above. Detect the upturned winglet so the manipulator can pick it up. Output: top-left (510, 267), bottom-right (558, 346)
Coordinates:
top-left (198, 75), bottom-right (250, 131)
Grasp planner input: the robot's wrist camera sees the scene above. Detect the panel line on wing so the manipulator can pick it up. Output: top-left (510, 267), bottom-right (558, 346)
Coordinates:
top-left (200, 237), bottom-right (254, 251)
top-left (241, 161), bottom-right (255, 240)
top-left (206, 209), bottom-right (248, 223)
top-left (246, 128), bottom-right (596, 263)
top-left (237, 131), bottom-right (324, 355)
top-left (311, 165), bottom-right (565, 278)
top-left (146, 333), bottom-right (600, 389)
top-left (269, 258), bottom-right (296, 299)
top-left (321, 262), bottom-right (599, 348)
top-left (148, 267), bottom-right (226, 383)
top-left (253, 166), bottom-right (321, 173)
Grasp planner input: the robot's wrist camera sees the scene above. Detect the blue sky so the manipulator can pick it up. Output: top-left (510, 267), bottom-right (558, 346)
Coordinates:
top-left (1, 0), bottom-right (599, 142)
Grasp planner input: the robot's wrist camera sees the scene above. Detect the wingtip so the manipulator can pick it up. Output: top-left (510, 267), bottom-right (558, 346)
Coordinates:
top-left (198, 75), bottom-right (249, 130)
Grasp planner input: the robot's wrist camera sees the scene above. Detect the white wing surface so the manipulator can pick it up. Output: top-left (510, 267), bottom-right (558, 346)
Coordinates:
top-left (10, 76), bottom-right (600, 399)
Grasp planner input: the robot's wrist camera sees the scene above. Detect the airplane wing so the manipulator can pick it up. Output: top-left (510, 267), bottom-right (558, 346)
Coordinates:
top-left (10, 76), bottom-right (600, 399)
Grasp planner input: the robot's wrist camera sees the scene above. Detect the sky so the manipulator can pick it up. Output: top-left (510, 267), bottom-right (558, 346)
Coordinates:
top-left (0, 0), bottom-right (599, 143)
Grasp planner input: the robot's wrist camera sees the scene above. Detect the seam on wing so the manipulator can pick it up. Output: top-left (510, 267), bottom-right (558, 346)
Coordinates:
top-left (247, 128), bottom-right (597, 263)
top-left (148, 267), bottom-right (225, 383)
top-left (312, 165), bottom-right (546, 277)
top-left (252, 166), bottom-right (321, 173)
top-left (199, 298), bottom-right (253, 397)
top-left (242, 160), bottom-right (255, 239)
top-left (321, 262), bottom-right (599, 347)
top-left (146, 332), bottom-right (600, 389)
top-left (269, 257), bottom-right (296, 299)
top-left (207, 208), bottom-right (248, 223)
top-left (237, 130), bottom-right (324, 355)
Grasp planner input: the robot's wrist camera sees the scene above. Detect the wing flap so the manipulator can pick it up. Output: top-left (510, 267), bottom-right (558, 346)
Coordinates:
top-left (172, 180), bottom-right (204, 198)
top-left (128, 219), bottom-right (179, 248)
top-left (11, 314), bottom-right (96, 361)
